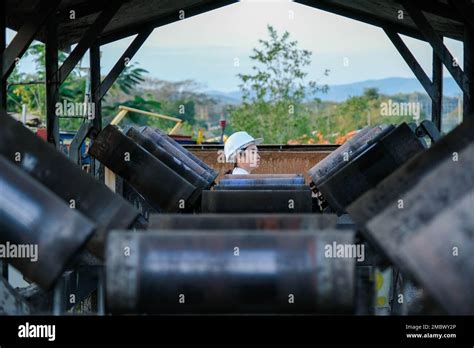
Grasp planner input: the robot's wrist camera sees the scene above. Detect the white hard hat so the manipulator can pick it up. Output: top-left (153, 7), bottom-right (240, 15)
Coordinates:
top-left (224, 131), bottom-right (263, 162)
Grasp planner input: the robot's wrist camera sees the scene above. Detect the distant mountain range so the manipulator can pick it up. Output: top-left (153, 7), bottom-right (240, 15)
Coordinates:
top-left (206, 77), bottom-right (462, 103)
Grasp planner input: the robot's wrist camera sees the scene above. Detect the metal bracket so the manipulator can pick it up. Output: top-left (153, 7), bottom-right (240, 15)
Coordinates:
top-left (97, 28), bottom-right (153, 101)
top-left (384, 28), bottom-right (434, 99)
top-left (415, 120), bottom-right (442, 143)
top-left (2, 0), bottom-right (62, 80)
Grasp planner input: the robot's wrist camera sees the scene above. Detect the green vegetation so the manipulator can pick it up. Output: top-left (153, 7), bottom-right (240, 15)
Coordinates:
top-left (230, 25), bottom-right (328, 144)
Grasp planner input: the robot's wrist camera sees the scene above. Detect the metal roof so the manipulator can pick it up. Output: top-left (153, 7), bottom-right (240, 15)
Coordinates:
top-left (295, 0), bottom-right (465, 41)
top-left (5, 0), bottom-right (238, 49)
top-left (4, 0), bottom-right (468, 50)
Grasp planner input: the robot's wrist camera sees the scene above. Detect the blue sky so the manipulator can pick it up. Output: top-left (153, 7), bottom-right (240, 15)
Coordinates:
top-left (8, 0), bottom-right (464, 92)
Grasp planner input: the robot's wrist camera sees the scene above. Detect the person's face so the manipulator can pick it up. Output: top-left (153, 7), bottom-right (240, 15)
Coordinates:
top-left (237, 144), bottom-right (260, 172)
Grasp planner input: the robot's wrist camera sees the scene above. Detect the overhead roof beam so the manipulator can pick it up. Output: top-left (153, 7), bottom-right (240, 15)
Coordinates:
top-left (294, 0), bottom-right (425, 41)
top-left (449, 0), bottom-right (474, 32)
top-left (442, 0), bottom-right (474, 121)
top-left (384, 28), bottom-right (434, 99)
top-left (90, 43), bottom-right (102, 132)
top-left (396, 0), bottom-right (462, 23)
top-left (401, 0), bottom-right (470, 98)
top-left (99, 0), bottom-right (238, 45)
top-left (58, 1), bottom-right (123, 85)
top-left (2, 0), bottom-right (61, 80)
top-left (57, 0), bottom-right (108, 22)
top-left (97, 28), bottom-right (153, 100)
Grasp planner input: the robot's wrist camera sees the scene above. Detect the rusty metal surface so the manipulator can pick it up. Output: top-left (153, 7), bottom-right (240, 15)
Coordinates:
top-left (106, 230), bottom-right (356, 314)
top-left (317, 123), bottom-right (425, 214)
top-left (308, 125), bottom-right (391, 186)
top-left (0, 277), bottom-right (31, 315)
top-left (350, 141), bottom-right (474, 315)
top-left (0, 114), bottom-right (139, 259)
top-left (201, 190), bottom-right (313, 213)
top-left (0, 155), bottom-right (95, 289)
top-left (149, 213), bottom-right (338, 230)
top-left (141, 127), bottom-right (218, 185)
top-left (348, 121), bottom-right (474, 224)
top-left (126, 127), bottom-right (210, 195)
top-left (89, 125), bottom-right (198, 211)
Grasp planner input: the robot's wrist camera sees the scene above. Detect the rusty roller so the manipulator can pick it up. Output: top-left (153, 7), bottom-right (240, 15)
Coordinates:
top-left (201, 190), bottom-right (313, 213)
top-left (89, 125), bottom-right (198, 210)
top-left (348, 121), bottom-right (473, 223)
top-left (0, 155), bottom-right (95, 289)
top-left (148, 213), bottom-right (338, 230)
top-left (106, 230), bottom-right (356, 314)
top-left (348, 124), bottom-right (474, 315)
top-left (315, 123), bottom-right (426, 214)
top-left (216, 174), bottom-right (307, 191)
top-left (126, 126), bottom-right (210, 199)
top-left (151, 127), bottom-right (218, 183)
top-left (0, 113), bottom-right (139, 259)
top-left (308, 125), bottom-right (391, 186)
top-left (140, 127), bottom-right (218, 185)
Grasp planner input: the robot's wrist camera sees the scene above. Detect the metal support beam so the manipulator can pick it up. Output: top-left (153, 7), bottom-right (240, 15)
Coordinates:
top-left (401, 0), bottom-right (470, 98)
top-left (98, 28), bottom-right (152, 100)
top-left (58, 2), bottom-right (123, 85)
top-left (408, 0), bottom-right (462, 23)
top-left (385, 27), bottom-right (444, 130)
top-left (450, 0), bottom-right (474, 33)
top-left (432, 48), bottom-right (443, 130)
top-left (0, 0), bottom-right (6, 111)
top-left (295, 0), bottom-right (425, 41)
top-left (464, 27), bottom-right (474, 121)
top-left (100, 0), bottom-right (238, 45)
top-left (384, 28), bottom-right (434, 99)
top-left (90, 43), bottom-right (102, 131)
top-left (45, 15), bottom-right (60, 148)
top-left (2, 0), bottom-right (61, 80)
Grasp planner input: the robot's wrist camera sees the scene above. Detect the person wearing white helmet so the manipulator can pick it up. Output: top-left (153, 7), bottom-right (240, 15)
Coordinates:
top-left (224, 131), bottom-right (263, 174)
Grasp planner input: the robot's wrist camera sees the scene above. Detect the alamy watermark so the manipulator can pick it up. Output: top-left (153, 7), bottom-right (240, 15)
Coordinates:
top-left (55, 100), bottom-right (95, 120)
top-left (0, 241), bottom-right (38, 262)
top-left (380, 99), bottom-right (420, 120)
top-left (18, 322), bottom-right (55, 341)
top-left (324, 241), bottom-right (365, 262)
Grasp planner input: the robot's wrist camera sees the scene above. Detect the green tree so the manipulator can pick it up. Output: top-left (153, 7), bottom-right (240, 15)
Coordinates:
top-left (231, 25), bottom-right (328, 143)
